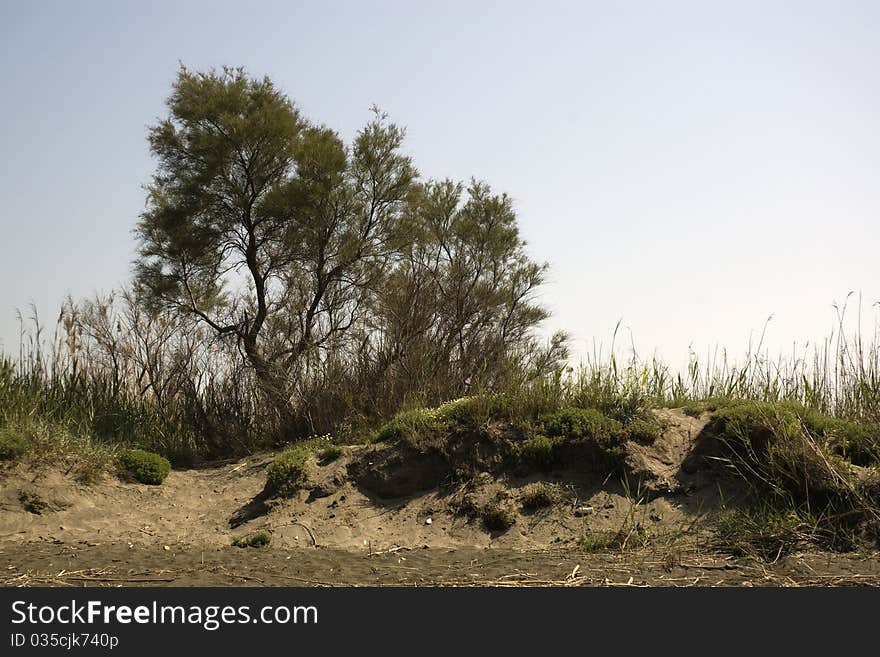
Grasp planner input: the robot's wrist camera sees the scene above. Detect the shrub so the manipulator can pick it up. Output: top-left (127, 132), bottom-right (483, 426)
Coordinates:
top-left (518, 434), bottom-right (561, 469)
top-left (265, 445), bottom-right (311, 496)
top-left (520, 483), bottom-right (562, 510)
top-left (373, 407), bottom-right (448, 449)
top-left (232, 531), bottom-right (271, 548)
top-left (119, 448), bottom-right (171, 485)
top-left (318, 445), bottom-right (343, 464)
top-left (625, 418), bottom-right (662, 444)
top-left (0, 427), bottom-right (28, 460)
top-left (481, 500), bottom-right (516, 531)
top-left (542, 407), bottom-right (622, 441)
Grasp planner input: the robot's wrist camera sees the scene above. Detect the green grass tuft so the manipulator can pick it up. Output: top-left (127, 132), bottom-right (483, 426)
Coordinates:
top-left (118, 448), bottom-right (171, 485)
top-left (0, 426), bottom-right (29, 460)
top-left (625, 417), bottom-right (663, 444)
top-left (318, 445), bottom-right (343, 464)
top-left (265, 445), bottom-right (312, 496)
top-left (481, 500), bottom-right (517, 532)
top-left (542, 407), bottom-right (622, 440)
top-left (520, 482), bottom-right (563, 510)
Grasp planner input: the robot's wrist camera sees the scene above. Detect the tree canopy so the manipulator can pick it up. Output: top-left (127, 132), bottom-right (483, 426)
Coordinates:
top-left (135, 66), bottom-right (562, 437)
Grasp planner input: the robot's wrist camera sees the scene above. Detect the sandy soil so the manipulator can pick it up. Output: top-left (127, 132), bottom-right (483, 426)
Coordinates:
top-left (1, 409), bottom-right (878, 587)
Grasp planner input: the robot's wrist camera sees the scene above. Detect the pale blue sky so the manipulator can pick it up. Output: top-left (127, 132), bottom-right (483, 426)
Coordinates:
top-left (1, 0), bottom-right (878, 367)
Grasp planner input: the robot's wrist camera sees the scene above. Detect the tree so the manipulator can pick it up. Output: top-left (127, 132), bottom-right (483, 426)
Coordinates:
top-left (136, 66), bottom-right (560, 440)
top-left (364, 179), bottom-right (565, 402)
top-left (135, 67), bottom-right (414, 434)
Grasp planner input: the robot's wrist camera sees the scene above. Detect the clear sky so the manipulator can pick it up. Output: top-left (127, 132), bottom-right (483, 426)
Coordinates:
top-left (1, 0), bottom-right (878, 367)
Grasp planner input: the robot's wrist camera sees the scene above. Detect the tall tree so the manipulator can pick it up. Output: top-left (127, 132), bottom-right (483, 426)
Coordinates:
top-left (135, 67), bottom-right (415, 434)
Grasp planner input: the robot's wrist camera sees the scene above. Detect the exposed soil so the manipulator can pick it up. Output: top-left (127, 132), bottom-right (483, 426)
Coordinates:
top-left (1, 409), bottom-right (878, 587)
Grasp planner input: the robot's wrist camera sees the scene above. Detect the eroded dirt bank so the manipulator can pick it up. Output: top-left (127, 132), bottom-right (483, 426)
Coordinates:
top-left (2, 409), bottom-right (878, 587)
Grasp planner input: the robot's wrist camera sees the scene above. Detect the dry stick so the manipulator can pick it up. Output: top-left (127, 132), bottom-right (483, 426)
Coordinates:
top-left (369, 545), bottom-right (413, 556)
top-left (292, 522), bottom-right (318, 546)
top-left (274, 521), bottom-right (318, 547)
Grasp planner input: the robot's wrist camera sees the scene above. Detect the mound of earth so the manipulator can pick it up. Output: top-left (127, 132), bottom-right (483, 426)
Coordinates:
top-left (0, 409), bottom-right (721, 553)
top-left (3, 408), bottom-right (877, 587)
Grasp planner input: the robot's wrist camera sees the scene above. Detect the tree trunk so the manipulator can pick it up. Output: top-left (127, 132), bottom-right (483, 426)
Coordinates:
top-left (242, 337), bottom-right (299, 443)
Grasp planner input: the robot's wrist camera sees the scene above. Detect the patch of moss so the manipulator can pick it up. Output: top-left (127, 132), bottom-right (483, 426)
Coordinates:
top-left (119, 449), bottom-right (171, 485)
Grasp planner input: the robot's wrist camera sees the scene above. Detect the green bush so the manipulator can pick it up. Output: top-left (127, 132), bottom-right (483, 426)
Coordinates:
top-left (682, 401), bottom-right (705, 418)
top-left (518, 434), bottom-right (561, 469)
top-left (625, 418), bottom-right (662, 444)
top-left (373, 407), bottom-right (448, 449)
top-left (542, 407), bottom-right (622, 440)
top-left (265, 445), bottom-right (311, 496)
top-left (318, 445), bottom-right (343, 464)
top-left (119, 448), bottom-right (171, 485)
top-left (0, 427), bottom-right (29, 460)
top-left (709, 400), bottom-right (879, 466)
top-left (520, 483), bottom-right (562, 510)
top-left (481, 501), bottom-right (516, 531)
top-left (232, 531), bottom-right (271, 548)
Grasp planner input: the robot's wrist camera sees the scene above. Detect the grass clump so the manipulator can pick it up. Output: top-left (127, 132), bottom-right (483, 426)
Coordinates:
top-left (537, 407), bottom-right (627, 469)
top-left (318, 445), bottom-right (343, 464)
top-left (481, 499), bottom-right (517, 532)
top-left (702, 400), bottom-right (880, 555)
top-left (18, 491), bottom-right (49, 514)
top-left (712, 504), bottom-right (849, 559)
top-left (520, 482), bottom-right (563, 510)
top-left (625, 417), bottom-right (662, 444)
top-left (232, 531), bottom-right (271, 548)
top-left (542, 407), bottom-right (621, 440)
top-left (118, 448), bottom-right (171, 485)
top-left (265, 445), bottom-right (312, 496)
top-left (0, 426), bottom-right (29, 460)
top-left (373, 407), bottom-right (449, 449)
top-left (517, 434), bottom-right (562, 470)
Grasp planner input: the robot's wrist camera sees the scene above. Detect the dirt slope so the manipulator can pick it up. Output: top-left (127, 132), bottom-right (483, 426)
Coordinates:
top-left (3, 408), bottom-right (876, 586)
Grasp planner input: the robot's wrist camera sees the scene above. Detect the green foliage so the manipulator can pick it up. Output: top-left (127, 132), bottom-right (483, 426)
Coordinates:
top-left (542, 407), bottom-right (622, 440)
top-left (713, 502), bottom-right (862, 558)
top-left (520, 483), bottom-right (562, 510)
top-left (232, 531), bottom-right (271, 548)
top-left (0, 425), bottom-right (28, 460)
top-left (518, 434), bottom-right (561, 470)
top-left (119, 449), bottom-right (171, 485)
top-left (373, 407), bottom-right (449, 450)
top-left (265, 445), bottom-right (312, 496)
top-left (480, 500), bottom-right (517, 532)
top-left (625, 417), bottom-right (662, 444)
top-left (318, 445), bottom-right (343, 464)
top-left (709, 400), bottom-right (879, 469)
